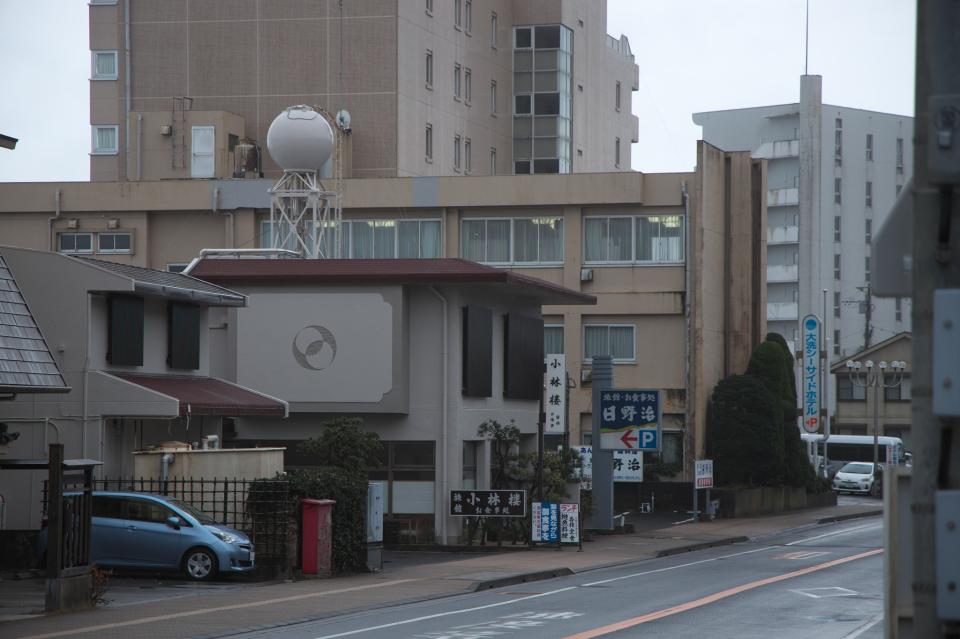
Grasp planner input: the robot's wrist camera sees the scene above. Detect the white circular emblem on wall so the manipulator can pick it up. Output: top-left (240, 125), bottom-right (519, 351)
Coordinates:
top-left (292, 325), bottom-right (338, 371)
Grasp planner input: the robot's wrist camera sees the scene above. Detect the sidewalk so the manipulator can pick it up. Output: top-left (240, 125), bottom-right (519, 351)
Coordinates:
top-left (0, 502), bottom-right (882, 639)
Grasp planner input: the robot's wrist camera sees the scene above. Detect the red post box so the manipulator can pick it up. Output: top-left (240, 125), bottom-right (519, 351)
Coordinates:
top-left (301, 499), bottom-right (336, 576)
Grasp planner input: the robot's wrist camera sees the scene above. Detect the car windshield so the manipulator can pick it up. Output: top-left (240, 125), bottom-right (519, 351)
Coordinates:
top-left (166, 498), bottom-right (217, 525)
top-left (840, 462), bottom-right (874, 475)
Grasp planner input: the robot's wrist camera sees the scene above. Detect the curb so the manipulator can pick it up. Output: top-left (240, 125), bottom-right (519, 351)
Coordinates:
top-left (816, 509), bottom-right (883, 524)
top-left (654, 536), bottom-right (749, 558)
top-left (472, 568), bottom-right (575, 591)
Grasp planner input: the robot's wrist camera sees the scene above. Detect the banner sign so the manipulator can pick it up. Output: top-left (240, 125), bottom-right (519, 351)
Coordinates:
top-left (559, 504), bottom-right (580, 543)
top-left (695, 459), bottom-right (714, 488)
top-left (599, 390), bottom-right (661, 451)
top-left (544, 355), bottom-right (566, 435)
top-left (449, 490), bottom-right (526, 517)
top-left (574, 446), bottom-right (643, 483)
top-left (531, 502), bottom-right (559, 542)
top-left (801, 315), bottom-right (821, 434)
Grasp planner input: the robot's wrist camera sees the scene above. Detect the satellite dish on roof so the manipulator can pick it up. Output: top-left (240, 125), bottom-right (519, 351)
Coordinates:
top-left (335, 109), bottom-right (352, 133)
top-left (266, 105), bottom-right (334, 171)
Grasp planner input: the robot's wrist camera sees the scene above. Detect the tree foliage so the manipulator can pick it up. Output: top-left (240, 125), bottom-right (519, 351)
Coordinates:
top-left (707, 374), bottom-right (782, 486)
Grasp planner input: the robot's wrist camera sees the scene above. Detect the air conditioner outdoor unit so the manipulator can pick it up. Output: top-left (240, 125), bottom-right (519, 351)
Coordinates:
top-left (107, 218), bottom-right (119, 229)
top-left (160, 124), bottom-right (172, 136)
top-left (580, 268), bottom-right (593, 282)
top-left (581, 368), bottom-right (592, 383)
top-left (67, 219), bottom-right (79, 229)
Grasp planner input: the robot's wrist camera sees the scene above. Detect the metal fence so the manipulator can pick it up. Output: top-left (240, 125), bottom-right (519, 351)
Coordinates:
top-left (45, 477), bottom-right (294, 571)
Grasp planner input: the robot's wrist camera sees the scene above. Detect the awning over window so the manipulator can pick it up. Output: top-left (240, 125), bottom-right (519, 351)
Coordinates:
top-left (104, 372), bottom-right (287, 418)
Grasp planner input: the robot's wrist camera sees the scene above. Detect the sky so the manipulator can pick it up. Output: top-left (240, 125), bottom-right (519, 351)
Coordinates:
top-left (0, 0), bottom-right (916, 182)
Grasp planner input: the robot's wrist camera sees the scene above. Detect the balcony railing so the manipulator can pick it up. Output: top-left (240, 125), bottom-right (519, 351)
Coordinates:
top-left (767, 263), bottom-right (799, 282)
top-left (767, 301), bottom-right (799, 321)
top-left (767, 225), bottom-right (799, 244)
top-left (767, 187), bottom-right (799, 207)
top-left (753, 139), bottom-right (800, 159)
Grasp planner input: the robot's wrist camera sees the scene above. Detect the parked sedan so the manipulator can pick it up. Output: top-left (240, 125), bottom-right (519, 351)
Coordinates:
top-left (832, 462), bottom-right (882, 496)
top-left (42, 491), bottom-right (254, 580)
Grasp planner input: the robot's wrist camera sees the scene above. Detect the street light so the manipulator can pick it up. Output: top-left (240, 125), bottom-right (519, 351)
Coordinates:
top-left (845, 359), bottom-right (907, 473)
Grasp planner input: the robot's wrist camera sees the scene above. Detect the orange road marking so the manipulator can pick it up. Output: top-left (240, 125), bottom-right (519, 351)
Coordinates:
top-left (562, 548), bottom-right (883, 639)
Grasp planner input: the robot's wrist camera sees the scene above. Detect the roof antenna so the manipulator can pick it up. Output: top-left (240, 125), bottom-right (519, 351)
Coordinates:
top-left (804, 0), bottom-right (810, 75)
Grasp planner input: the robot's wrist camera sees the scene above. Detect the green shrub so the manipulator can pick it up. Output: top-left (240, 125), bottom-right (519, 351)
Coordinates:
top-left (707, 374), bottom-right (782, 486)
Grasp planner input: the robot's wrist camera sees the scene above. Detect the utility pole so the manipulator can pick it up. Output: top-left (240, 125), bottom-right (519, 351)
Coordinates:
top-left (911, 1), bottom-right (960, 636)
top-left (863, 286), bottom-right (872, 350)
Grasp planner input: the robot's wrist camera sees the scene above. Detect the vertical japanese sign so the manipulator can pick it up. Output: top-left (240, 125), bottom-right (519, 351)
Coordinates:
top-left (544, 355), bottom-right (566, 434)
top-left (531, 502), bottom-right (559, 542)
top-left (598, 390), bottom-right (661, 451)
top-left (575, 446), bottom-right (643, 482)
top-left (695, 459), bottom-right (713, 488)
top-left (559, 504), bottom-right (580, 543)
top-left (801, 314), bottom-right (821, 434)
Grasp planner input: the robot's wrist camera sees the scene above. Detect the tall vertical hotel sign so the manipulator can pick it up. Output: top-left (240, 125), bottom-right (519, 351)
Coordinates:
top-left (801, 314), bottom-right (821, 434)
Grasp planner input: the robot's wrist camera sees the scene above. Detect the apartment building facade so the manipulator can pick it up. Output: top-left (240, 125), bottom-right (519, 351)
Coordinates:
top-left (88, 0), bottom-right (638, 181)
top-left (694, 75), bottom-right (913, 365)
top-left (0, 149), bottom-right (767, 481)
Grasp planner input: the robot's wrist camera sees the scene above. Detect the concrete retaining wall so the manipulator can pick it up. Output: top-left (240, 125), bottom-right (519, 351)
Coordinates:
top-left (714, 486), bottom-right (837, 518)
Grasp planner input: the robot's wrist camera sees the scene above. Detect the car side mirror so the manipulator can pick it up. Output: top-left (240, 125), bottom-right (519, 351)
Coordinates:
top-left (166, 516), bottom-right (182, 529)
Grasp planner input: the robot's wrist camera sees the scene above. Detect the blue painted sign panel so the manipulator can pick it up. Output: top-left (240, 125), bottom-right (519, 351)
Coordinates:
top-left (599, 390), bottom-right (661, 451)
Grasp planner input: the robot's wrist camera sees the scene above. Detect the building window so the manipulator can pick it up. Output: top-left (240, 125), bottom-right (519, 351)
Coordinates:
top-left (91, 125), bottom-right (119, 155)
top-left (464, 68), bottom-right (472, 104)
top-left (865, 256), bottom-right (871, 283)
top-left (584, 324), bottom-right (635, 363)
top-left (544, 325), bottom-right (564, 355)
top-left (584, 215), bottom-right (686, 264)
top-left (464, 0), bottom-right (472, 33)
top-left (464, 138), bottom-right (471, 174)
top-left (167, 263), bottom-right (189, 273)
top-left (98, 232), bottom-right (132, 254)
top-left (865, 181), bottom-right (873, 208)
top-left (896, 138), bottom-right (904, 174)
top-left (58, 232), bottom-right (93, 254)
top-left (489, 147), bottom-right (497, 175)
top-left (425, 123), bottom-right (433, 161)
top-left (834, 177), bottom-right (842, 204)
top-left (490, 80), bottom-right (497, 115)
top-left (190, 125), bottom-right (215, 178)
top-left (453, 134), bottom-right (461, 171)
top-left (866, 133), bottom-right (874, 160)
top-left (515, 27), bottom-right (531, 48)
top-left (834, 126), bottom-right (842, 163)
top-left (865, 219), bottom-right (872, 243)
top-left (834, 291), bottom-right (841, 318)
top-left (344, 219), bottom-right (442, 259)
top-left (454, 0), bottom-right (461, 28)
top-left (490, 12), bottom-right (497, 47)
top-left (884, 378), bottom-right (912, 402)
top-left (615, 138), bottom-right (621, 168)
top-left (454, 64), bottom-right (461, 99)
top-left (91, 51), bottom-right (118, 80)
top-left (615, 81), bottom-right (622, 111)
top-left (425, 50), bottom-right (433, 88)
top-left (834, 216), bottom-right (841, 242)
top-left (895, 297), bottom-right (903, 321)
top-left (834, 254), bottom-right (841, 280)
top-left (425, 0), bottom-right (433, 15)
top-left (461, 217), bottom-right (564, 264)
top-left (837, 377), bottom-right (867, 401)
top-left (834, 329), bottom-right (841, 355)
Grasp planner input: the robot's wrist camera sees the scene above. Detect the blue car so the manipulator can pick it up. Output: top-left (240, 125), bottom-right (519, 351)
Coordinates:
top-left (42, 491), bottom-right (254, 580)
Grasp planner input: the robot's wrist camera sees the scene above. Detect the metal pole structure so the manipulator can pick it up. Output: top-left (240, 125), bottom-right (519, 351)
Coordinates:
top-left (873, 381), bottom-right (880, 470)
top-left (912, 2), bottom-right (960, 634)
top-left (537, 361), bottom-right (546, 502)
top-left (846, 361), bottom-right (906, 474)
top-left (822, 289), bottom-right (830, 477)
top-left (588, 355), bottom-right (614, 531)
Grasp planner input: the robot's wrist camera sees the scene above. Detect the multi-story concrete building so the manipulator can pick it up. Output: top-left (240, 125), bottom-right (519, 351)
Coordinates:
top-left (0, 150), bottom-right (767, 485)
top-left (88, 0), bottom-right (638, 181)
top-left (694, 75), bottom-right (913, 365)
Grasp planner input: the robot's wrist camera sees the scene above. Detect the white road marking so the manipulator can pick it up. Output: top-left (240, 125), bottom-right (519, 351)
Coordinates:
top-left (790, 586), bottom-right (859, 599)
top-left (775, 550), bottom-right (832, 560)
top-left (843, 613), bottom-right (884, 638)
top-left (311, 587), bottom-right (578, 639)
top-left (580, 546), bottom-right (771, 587)
top-left (785, 522), bottom-right (880, 546)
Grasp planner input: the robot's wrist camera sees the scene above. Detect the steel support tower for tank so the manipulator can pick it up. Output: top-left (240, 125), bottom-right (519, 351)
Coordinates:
top-left (268, 170), bottom-right (341, 259)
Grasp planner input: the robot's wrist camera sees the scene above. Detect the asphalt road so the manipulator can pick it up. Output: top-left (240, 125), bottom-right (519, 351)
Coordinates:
top-left (228, 517), bottom-right (884, 639)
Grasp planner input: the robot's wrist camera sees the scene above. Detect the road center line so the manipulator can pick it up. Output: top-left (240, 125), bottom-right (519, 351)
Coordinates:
top-left (18, 579), bottom-right (419, 639)
top-left (785, 522), bottom-right (880, 546)
top-left (581, 546), bottom-right (771, 587)
top-left (311, 587), bottom-right (579, 639)
top-left (561, 548), bottom-right (884, 639)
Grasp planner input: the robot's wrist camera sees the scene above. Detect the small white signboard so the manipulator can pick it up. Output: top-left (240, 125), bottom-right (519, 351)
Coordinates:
top-left (544, 355), bottom-right (566, 435)
top-left (559, 503), bottom-right (580, 543)
top-left (574, 446), bottom-right (643, 483)
top-left (695, 459), bottom-right (714, 489)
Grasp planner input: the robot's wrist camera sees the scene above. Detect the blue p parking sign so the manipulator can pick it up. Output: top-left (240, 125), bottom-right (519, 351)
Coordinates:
top-left (598, 390), bottom-right (661, 451)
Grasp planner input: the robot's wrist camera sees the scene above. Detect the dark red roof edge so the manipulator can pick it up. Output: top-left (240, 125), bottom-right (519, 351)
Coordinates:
top-left (112, 373), bottom-right (286, 417)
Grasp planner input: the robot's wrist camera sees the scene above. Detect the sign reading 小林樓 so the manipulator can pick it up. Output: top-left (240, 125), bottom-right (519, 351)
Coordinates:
top-left (695, 459), bottom-right (714, 488)
top-left (574, 446), bottom-right (643, 483)
top-left (544, 355), bottom-right (566, 435)
top-left (531, 502), bottom-right (559, 542)
top-left (559, 504), bottom-right (580, 543)
top-left (801, 315), bottom-right (821, 434)
top-left (449, 490), bottom-right (526, 517)
top-left (599, 390), bottom-right (661, 451)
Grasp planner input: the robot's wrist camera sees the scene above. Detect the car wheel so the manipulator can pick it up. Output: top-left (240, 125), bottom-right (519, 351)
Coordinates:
top-left (870, 483), bottom-right (879, 498)
top-left (183, 547), bottom-right (218, 581)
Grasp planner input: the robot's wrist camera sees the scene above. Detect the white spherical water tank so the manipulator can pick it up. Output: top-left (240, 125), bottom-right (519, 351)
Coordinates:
top-left (266, 105), bottom-right (335, 171)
